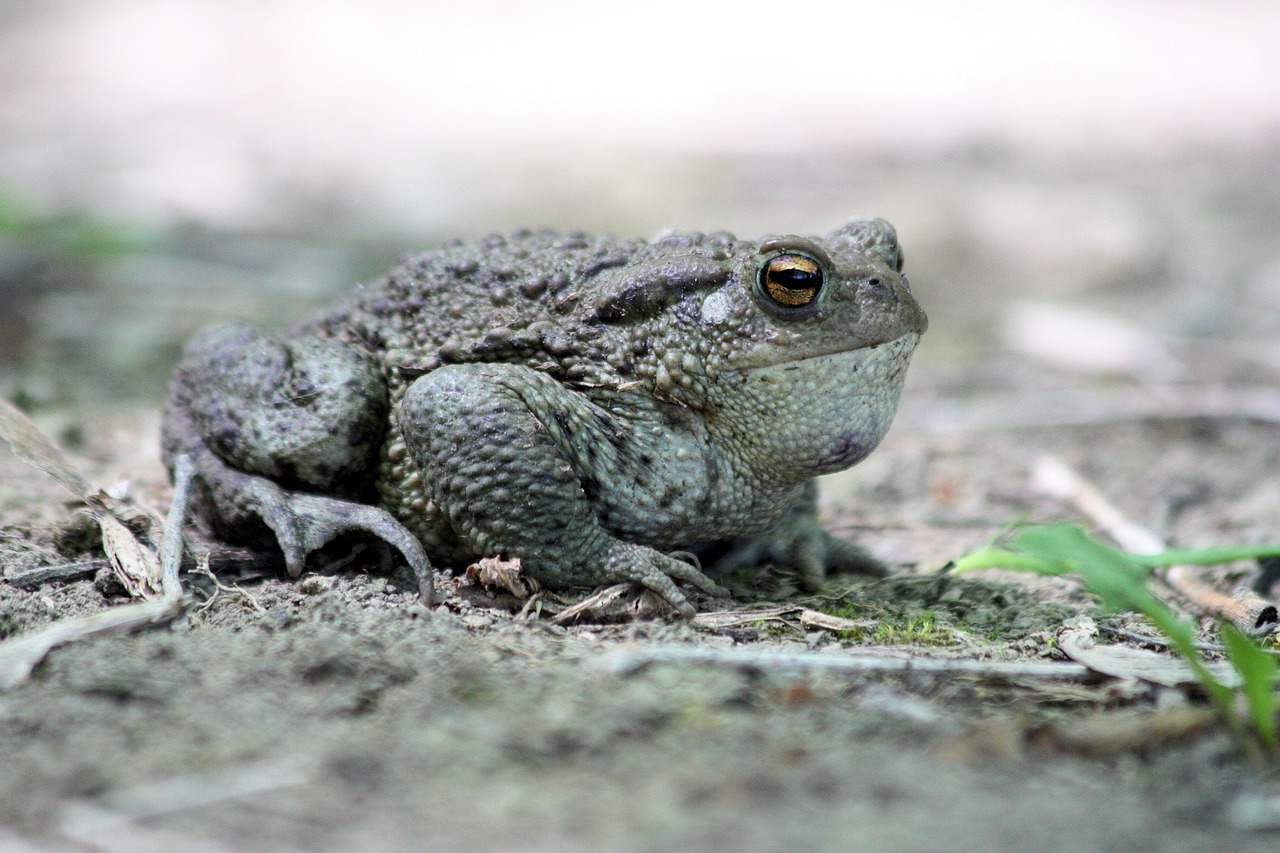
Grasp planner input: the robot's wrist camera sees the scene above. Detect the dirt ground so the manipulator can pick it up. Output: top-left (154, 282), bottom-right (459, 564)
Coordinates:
top-left (3, 145), bottom-right (1280, 852)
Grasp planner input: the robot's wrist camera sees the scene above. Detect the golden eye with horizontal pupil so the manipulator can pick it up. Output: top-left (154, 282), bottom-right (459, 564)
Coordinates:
top-left (759, 253), bottom-right (824, 308)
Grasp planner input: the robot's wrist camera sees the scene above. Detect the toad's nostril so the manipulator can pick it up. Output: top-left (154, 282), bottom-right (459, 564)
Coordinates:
top-left (863, 276), bottom-right (890, 296)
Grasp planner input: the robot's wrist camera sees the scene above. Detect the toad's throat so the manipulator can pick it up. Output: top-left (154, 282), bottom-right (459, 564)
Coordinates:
top-left (722, 333), bottom-right (920, 477)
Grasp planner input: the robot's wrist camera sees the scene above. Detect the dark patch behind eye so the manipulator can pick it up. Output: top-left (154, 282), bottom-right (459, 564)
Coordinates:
top-left (592, 257), bottom-right (729, 324)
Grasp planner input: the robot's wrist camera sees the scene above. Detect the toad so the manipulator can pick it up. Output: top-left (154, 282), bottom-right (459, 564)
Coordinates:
top-left (162, 220), bottom-right (927, 617)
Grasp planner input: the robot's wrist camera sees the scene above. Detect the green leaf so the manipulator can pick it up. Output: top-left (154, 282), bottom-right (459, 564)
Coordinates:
top-left (953, 523), bottom-right (1234, 706)
top-left (1132, 543), bottom-right (1280, 568)
top-left (1221, 623), bottom-right (1280, 753)
top-left (1005, 524), bottom-right (1155, 614)
top-left (951, 548), bottom-right (1069, 575)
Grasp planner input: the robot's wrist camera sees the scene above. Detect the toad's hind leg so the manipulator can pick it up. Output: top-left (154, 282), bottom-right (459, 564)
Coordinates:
top-left (397, 363), bottom-right (724, 618)
top-left (161, 322), bottom-right (432, 600)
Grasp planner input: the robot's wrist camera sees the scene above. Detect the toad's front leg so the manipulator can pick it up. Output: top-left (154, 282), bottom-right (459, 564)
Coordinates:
top-left (709, 480), bottom-right (888, 591)
top-left (397, 363), bottom-right (723, 618)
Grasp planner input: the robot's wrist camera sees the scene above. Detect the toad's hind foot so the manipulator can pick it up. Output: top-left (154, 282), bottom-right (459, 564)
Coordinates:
top-left (192, 446), bottom-right (433, 603)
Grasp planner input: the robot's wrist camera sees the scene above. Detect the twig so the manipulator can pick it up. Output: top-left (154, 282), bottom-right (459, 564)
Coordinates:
top-left (690, 605), bottom-right (877, 635)
top-left (190, 554), bottom-right (265, 615)
top-left (516, 591), bottom-right (547, 619)
top-left (0, 456), bottom-right (195, 691)
top-left (551, 583), bottom-right (670, 624)
top-left (1060, 618), bottom-right (1239, 688)
top-left (4, 547), bottom-right (290, 591)
top-left (1032, 455), bottom-right (1279, 634)
top-left (1099, 624), bottom-right (1220, 653)
top-left (0, 600), bottom-right (181, 690)
top-left (597, 645), bottom-right (1091, 681)
top-left (1031, 456), bottom-right (1164, 553)
top-left (4, 559), bottom-right (106, 588)
top-left (158, 455), bottom-right (191, 599)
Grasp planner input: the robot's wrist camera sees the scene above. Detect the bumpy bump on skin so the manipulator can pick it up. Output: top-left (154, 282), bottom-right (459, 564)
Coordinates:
top-left (162, 222), bottom-right (927, 616)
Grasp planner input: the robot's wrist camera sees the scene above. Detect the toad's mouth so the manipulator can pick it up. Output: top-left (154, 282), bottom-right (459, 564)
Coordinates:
top-left (734, 330), bottom-right (922, 377)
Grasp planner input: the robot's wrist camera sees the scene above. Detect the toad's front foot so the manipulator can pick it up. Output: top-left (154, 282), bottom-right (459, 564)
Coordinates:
top-left (597, 542), bottom-right (728, 620)
top-left (715, 517), bottom-right (887, 592)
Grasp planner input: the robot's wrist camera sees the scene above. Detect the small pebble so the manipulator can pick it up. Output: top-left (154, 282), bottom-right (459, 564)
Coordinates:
top-left (299, 575), bottom-right (336, 595)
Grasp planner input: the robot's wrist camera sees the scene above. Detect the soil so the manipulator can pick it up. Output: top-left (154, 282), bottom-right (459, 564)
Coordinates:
top-left (2, 145), bottom-right (1280, 852)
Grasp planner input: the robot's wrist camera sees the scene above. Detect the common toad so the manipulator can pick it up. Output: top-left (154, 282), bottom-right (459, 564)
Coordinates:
top-left (162, 221), bottom-right (927, 617)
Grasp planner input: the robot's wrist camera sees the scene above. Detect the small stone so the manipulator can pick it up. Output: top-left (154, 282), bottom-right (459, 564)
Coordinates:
top-left (299, 575), bottom-right (336, 595)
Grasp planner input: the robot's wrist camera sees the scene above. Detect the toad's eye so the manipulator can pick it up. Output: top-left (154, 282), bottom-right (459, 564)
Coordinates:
top-left (758, 253), bottom-right (824, 308)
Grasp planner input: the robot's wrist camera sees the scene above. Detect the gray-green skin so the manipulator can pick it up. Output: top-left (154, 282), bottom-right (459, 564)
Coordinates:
top-left (162, 220), bottom-right (927, 618)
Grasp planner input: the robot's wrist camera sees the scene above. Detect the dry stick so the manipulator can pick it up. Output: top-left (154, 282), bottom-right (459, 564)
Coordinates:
top-left (551, 583), bottom-right (666, 624)
top-left (598, 645), bottom-right (1092, 681)
top-left (1032, 455), bottom-right (1278, 633)
top-left (0, 601), bottom-right (175, 690)
top-left (691, 605), bottom-right (878, 635)
top-left (5, 559), bottom-right (105, 588)
top-left (157, 455), bottom-right (190, 599)
top-left (6, 547), bottom-right (287, 590)
top-left (190, 554), bottom-right (267, 615)
top-left (0, 456), bottom-right (194, 691)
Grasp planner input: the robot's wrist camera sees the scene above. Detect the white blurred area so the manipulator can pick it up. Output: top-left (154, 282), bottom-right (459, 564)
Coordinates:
top-left (2, 0), bottom-right (1279, 402)
top-left (0, 0), bottom-right (1276, 230)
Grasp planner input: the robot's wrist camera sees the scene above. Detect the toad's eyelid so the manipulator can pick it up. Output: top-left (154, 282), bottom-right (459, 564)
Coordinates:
top-left (757, 237), bottom-right (832, 268)
top-left (769, 255), bottom-right (820, 274)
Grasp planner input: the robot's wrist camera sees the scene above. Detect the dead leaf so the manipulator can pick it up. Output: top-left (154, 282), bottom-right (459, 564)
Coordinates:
top-left (0, 396), bottom-right (170, 600)
top-left (464, 556), bottom-right (538, 599)
top-left (99, 513), bottom-right (165, 599)
top-left (798, 609), bottom-right (877, 634)
top-left (0, 396), bottom-right (90, 498)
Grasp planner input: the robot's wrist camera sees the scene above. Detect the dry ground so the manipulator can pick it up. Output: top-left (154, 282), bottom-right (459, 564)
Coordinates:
top-left (2, 146), bottom-right (1280, 851)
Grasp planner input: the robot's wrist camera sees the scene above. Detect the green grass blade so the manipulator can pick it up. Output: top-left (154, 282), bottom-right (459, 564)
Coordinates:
top-left (1221, 623), bottom-right (1280, 753)
top-left (951, 548), bottom-right (1069, 575)
top-left (954, 523), bottom-right (1235, 705)
top-left (1131, 544), bottom-right (1280, 568)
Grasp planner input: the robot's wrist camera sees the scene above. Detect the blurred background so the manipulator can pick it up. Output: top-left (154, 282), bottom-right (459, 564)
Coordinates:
top-left (0, 0), bottom-right (1277, 405)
